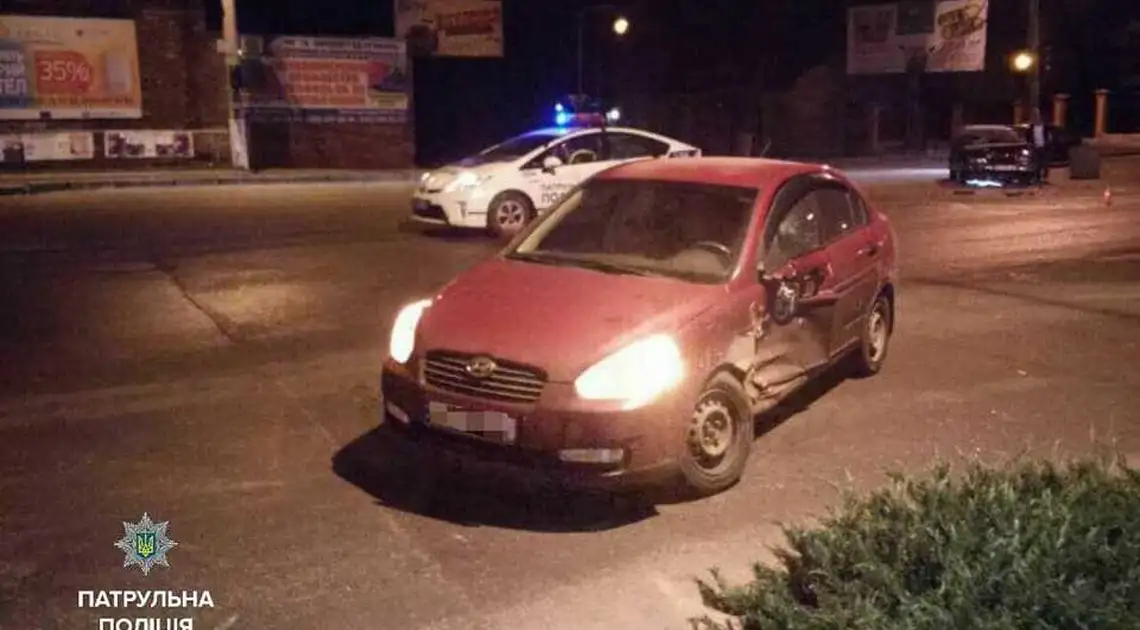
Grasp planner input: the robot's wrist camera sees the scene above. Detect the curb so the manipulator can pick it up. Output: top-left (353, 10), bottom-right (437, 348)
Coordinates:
top-left (0, 171), bottom-right (423, 197)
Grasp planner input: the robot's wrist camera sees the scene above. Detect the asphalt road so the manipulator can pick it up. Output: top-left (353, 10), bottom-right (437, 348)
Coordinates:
top-left (1, 174), bottom-right (1139, 630)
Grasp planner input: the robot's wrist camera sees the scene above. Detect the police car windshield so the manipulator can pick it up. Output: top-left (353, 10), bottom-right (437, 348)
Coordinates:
top-left (461, 132), bottom-right (560, 165)
top-left (508, 179), bottom-right (759, 284)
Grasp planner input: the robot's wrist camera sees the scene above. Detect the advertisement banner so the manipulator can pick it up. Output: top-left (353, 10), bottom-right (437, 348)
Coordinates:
top-left (0, 131), bottom-right (95, 163)
top-left (241, 36), bottom-right (409, 124)
top-left (103, 130), bottom-right (193, 159)
top-left (0, 15), bottom-right (142, 119)
top-left (395, 0), bottom-right (503, 57)
top-left (847, 0), bottom-right (988, 74)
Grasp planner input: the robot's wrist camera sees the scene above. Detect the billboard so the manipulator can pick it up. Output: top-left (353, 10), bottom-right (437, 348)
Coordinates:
top-left (395, 0), bottom-right (503, 57)
top-left (240, 36), bottom-right (409, 124)
top-left (0, 15), bottom-right (142, 120)
top-left (847, 0), bottom-right (988, 74)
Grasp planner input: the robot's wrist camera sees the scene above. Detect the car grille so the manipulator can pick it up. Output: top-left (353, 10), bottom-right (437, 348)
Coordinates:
top-left (422, 351), bottom-right (547, 403)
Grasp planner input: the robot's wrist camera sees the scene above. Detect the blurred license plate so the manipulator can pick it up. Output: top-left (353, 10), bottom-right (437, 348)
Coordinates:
top-left (990, 165), bottom-right (1020, 171)
top-left (427, 402), bottom-right (517, 443)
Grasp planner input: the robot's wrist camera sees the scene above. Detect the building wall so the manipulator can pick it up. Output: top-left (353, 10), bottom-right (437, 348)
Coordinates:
top-left (1, 0), bottom-right (415, 170)
top-left (1, 0), bottom-right (229, 168)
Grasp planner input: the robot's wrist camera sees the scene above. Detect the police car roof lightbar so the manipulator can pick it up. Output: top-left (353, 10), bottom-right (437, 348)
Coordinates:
top-left (553, 97), bottom-right (621, 128)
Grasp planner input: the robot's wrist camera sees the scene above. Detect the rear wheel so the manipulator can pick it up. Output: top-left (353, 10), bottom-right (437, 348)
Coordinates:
top-left (850, 293), bottom-right (892, 377)
top-left (678, 372), bottom-right (754, 496)
top-left (486, 192), bottom-right (533, 238)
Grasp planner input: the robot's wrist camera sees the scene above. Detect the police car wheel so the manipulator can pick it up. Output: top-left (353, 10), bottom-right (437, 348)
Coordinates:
top-left (486, 192), bottom-right (534, 238)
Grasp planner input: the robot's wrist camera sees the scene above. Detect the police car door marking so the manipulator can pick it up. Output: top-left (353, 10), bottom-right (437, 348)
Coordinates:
top-left (540, 182), bottom-right (571, 207)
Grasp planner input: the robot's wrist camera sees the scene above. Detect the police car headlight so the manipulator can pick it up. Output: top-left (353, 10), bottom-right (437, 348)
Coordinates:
top-left (444, 171), bottom-right (489, 192)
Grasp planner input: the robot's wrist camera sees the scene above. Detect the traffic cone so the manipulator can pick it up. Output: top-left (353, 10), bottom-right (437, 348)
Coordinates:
top-left (1104, 187), bottom-right (1113, 207)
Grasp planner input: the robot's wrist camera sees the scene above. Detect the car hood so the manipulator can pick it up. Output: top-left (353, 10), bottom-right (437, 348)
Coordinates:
top-left (417, 258), bottom-right (722, 382)
top-left (419, 163), bottom-right (500, 191)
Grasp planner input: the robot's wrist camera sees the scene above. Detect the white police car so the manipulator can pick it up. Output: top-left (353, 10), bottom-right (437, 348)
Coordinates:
top-left (411, 108), bottom-right (701, 236)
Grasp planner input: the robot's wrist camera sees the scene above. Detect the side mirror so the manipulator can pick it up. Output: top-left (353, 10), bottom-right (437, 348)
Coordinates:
top-left (758, 263), bottom-right (800, 326)
top-left (542, 155), bottom-right (562, 173)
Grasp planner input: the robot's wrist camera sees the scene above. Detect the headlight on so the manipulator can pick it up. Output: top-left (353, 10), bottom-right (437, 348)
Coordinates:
top-left (388, 299), bottom-right (431, 364)
top-left (443, 171), bottom-right (489, 192)
top-left (573, 334), bottom-right (685, 409)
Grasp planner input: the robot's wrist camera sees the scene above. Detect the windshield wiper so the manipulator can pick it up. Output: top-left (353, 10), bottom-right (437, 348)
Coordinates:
top-left (506, 252), bottom-right (657, 277)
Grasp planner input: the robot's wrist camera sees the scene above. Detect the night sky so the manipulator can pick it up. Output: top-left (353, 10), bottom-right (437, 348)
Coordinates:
top-left (200, 0), bottom-right (1139, 164)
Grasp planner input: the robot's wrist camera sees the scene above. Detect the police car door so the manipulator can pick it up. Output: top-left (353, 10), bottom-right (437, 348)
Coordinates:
top-left (535, 131), bottom-right (610, 210)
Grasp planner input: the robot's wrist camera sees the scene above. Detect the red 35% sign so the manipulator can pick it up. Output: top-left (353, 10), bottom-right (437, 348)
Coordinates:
top-left (34, 51), bottom-right (94, 94)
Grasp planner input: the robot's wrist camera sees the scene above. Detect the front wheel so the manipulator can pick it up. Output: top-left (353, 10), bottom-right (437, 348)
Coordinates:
top-left (486, 192), bottom-right (534, 238)
top-left (850, 293), bottom-right (892, 377)
top-left (678, 372), bottom-right (754, 496)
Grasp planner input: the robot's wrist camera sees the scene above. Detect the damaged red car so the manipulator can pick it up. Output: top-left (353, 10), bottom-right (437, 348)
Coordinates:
top-left (381, 157), bottom-right (897, 496)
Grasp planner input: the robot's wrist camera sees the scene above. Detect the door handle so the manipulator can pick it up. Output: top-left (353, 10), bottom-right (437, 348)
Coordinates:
top-left (858, 243), bottom-right (879, 257)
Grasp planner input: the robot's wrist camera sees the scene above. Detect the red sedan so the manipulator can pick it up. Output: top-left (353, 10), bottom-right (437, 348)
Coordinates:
top-left (382, 157), bottom-right (898, 496)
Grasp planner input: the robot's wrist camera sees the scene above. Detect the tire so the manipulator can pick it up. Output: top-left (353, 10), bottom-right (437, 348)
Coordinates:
top-left (678, 372), bottom-right (754, 496)
top-left (850, 292), bottom-right (892, 377)
top-left (486, 191), bottom-right (534, 238)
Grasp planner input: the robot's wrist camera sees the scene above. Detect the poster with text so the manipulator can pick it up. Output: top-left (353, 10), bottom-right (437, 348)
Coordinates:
top-left (240, 36), bottom-right (409, 124)
top-left (0, 15), bottom-right (142, 119)
top-left (0, 131), bottom-right (95, 163)
top-left (103, 130), bottom-right (193, 159)
top-left (847, 0), bottom-right (988, 74)
top-left (395, 0), bottom-right (503, 57)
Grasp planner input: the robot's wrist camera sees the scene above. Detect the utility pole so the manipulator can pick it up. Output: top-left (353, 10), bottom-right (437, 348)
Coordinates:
top-left (1027, 0), bottom-right (1041, 114)
top-left (576, 12), bottom-right (585, 97)
top-left (221, 0), bottom-right (249, 169)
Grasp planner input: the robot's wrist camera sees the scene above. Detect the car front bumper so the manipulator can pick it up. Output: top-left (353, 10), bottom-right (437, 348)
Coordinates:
top-left (410, 188), bottom-right (493, 229)
top-left (380, 357), bottom-right (688, 491)
top-left (958, 163), bottom-right (1037, 184)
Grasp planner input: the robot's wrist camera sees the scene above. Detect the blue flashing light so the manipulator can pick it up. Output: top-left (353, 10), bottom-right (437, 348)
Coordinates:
top-left (555, 103), bottom-right (565, 112)
top-left (554, 110), bottom-right (571, 126)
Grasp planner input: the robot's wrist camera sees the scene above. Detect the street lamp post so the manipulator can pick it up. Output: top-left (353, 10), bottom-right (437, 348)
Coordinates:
top-left (576, 4), bottom-right (629, 97)
top-left (220, 0), bottom-right (248, 169)
top-left (1027, 0), bottom-right (1041, 112)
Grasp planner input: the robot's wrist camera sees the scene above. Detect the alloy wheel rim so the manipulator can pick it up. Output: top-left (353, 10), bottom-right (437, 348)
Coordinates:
top-left (496, 201), bottom-right (526, 230)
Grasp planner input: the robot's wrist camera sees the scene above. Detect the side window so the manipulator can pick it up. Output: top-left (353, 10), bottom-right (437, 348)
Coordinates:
top-left (559, 133), bottom-right (606, 165)
top-left (763, 191), bottom-right (823, 270)
top-left (522, 133), bottom-right (605, 170)
top-left (606, 132), bottom-right (669, 160)
top-left (816, 187), bottom-right (858, 243)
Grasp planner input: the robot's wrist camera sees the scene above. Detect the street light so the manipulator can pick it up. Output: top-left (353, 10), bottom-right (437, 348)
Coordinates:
top-left (612, 16), bottom-right (629, 36)
top-left (576, 5), bottom-right (628, 97)
top-left (1011, 50), bottom-right (1035, 73)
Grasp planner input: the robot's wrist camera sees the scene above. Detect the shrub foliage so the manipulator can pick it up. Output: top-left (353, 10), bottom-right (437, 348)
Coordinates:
top-left (692, 456), bottom-right (1140, 630)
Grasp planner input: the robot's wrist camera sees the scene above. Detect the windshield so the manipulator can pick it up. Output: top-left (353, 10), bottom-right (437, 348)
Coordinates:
top-left (508, 178), bottom-right (759, 284)
top-left (459, 132), bottom-right (561, 166)
top-left (957, 127), bottom-right (1023, 145)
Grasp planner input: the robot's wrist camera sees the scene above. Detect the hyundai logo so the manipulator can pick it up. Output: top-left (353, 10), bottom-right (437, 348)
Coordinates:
top-left (465, 356), bottom-right (498, 379)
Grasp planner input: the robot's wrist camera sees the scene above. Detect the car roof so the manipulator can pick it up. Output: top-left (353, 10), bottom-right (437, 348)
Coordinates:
top-left (595, 156), bottom-right (829, 189)
top-left (520, 125), bottom-right (671, 138)
top-left (960, 124), bottom-right (1017, 133)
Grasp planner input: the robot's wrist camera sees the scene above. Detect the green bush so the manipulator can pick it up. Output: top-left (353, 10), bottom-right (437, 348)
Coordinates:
top-left (692, 456), bottom-right (1140, 630)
